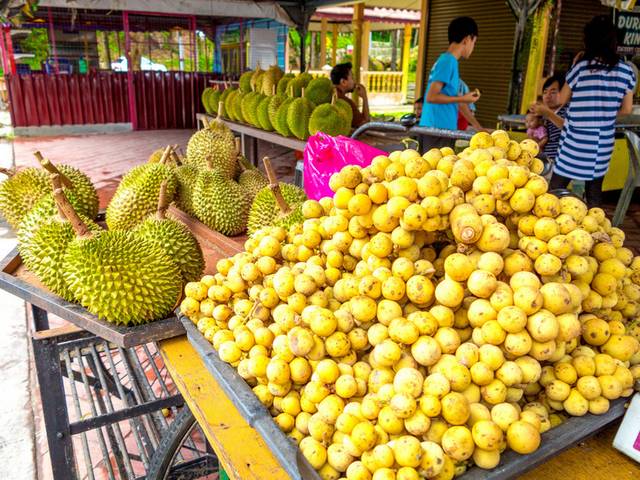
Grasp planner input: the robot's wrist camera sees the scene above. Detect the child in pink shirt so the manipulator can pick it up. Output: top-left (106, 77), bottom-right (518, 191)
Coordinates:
top-left (525, 112), bottom-right (548, 149)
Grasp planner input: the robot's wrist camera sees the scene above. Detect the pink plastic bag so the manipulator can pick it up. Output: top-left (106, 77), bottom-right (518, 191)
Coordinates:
top-left (303, 132), bottom-right (386, 200)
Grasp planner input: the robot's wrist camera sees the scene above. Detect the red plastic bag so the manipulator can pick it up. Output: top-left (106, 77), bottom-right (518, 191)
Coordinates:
top-left (303, 132), bottom-right (386, 200)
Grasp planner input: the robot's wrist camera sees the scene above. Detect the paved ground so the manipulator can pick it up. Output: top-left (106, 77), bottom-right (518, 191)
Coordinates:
top-left (0, 138), bottom-right (36, 480)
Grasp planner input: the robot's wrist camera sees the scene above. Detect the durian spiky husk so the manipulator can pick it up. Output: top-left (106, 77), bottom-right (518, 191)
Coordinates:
top-left (274, 98), bottom-right (294, 137)
top-left (63, 230), bottom-right (183, 325)
top-left (276, 74), bottom-right (295, 96)
top-left (134, 214), bottom-right (205, 283)
top-left (174, 164), bottom-right (198, 215)
top-left (257, 96), bottom-right (274, 131)
top-left (106, 163), bottom-right (177, 231)
top-left (20, 211), bottom-right (102, 301)
top-left (335, 98), bottom-right (353, 127)
top-left (238, 165), bottom-right (269, 202)
top-left (309, 103), bottom-right (350, 137)
top-left (0, 168), bottom-right (50, 229)
top-left (184, 121), bottom-right (236, 175)
top-left (247, 183), bottom-right (307, 235)
top-left (287, 97), bottom-right (315, 140)
top-left (304, 77), bottom-right (333, 105)
top-left (239, 71), bottom-right (253, 93)
top-left (193, 169), bottom-right (250, 236)
top-left (57, 164), bottom-right (99, 220)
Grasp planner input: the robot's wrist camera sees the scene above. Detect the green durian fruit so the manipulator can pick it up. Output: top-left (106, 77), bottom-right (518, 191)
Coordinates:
top-left (174, 164), bottom-right (199, 216)
top-left (304, 77), bottom-right (333, 105)
top-left (201, 87), bottom-right (213, 113)
top-left (193, 163), bottom-right (250, 236)
top-left (335, 98), bottom-right (353, 127)
top-left (233, 91), bottom-right (247, 123)
top-left (309, 103), bottom-right (350, 137)
top-left (247, 182), bottom-right (307, 235)
top-left (238, 158), bottom-right (269, 201)
top-left (133, 182), bottom-right (204, 283)
top-left (0, 167), bottom-right (49, 229)
top-left (219, 87), bottom-right (234, 118)
top-left (185, 119), bottom-right (236, 175)
top-left (250, 68), bottom-right (264, 91)
top-left (298, 72), bottom-right (314, 86)
top-left (256, 96), bottom-right (274, 131)
top-left (254, 72), bottom-right (265, 94)
top-left (55, 189), bottom-right (182, 325)
top-left (55, 164), bottom-right (99, 220)
top-left (19, 190), bottom-right (102, 301)
top-left (241, 92), bottom-right (265, 127)
top-left (273, 98), bottom-right (294, 137)
top-left (106, 163), bottom-right (177, 231)
top-left (287, 97), bottom-right (315, 140)
top-left (223, 88), bottom-right (239, 121)
top-left (262, 66), bottom-right (284, 95)
top-left (267, 95), bottom-right (287, 128)
top-left (276, 74), bottom-right (295, 96)
top-left (239, 71), bottom-right (254, 93)
top-left (287, 77), bottom-right (305, 98)
top-left (205, 88), bottom-right (221, 114)
top-left (18, 189), bottom-right (75, 247)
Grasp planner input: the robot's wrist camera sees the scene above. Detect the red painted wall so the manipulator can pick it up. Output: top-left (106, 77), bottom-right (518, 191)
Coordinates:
top-left (6, 71), bottom-right (218, 129)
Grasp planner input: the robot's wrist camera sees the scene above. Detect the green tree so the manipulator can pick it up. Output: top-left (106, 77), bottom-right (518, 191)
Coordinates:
top-left (19, 28), bottom-right (49, 71)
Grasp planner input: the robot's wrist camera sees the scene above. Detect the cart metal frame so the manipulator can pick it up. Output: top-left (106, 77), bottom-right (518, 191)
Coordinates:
top-left (30, 304), bottom-right (187, 479)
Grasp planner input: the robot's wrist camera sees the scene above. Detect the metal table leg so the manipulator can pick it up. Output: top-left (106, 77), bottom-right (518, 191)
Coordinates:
top-left (31, 306), bottom-right (78, 479)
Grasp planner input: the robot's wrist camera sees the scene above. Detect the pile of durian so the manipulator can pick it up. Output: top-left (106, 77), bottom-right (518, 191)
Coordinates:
top-left (172, 114), bottom-right (307, 236)
top-left (181, 131), bottom-right (640, 479)
top-left (0, 148), bottom-right (204, 325)
top-left (201, 65), bottom-right (353, 140)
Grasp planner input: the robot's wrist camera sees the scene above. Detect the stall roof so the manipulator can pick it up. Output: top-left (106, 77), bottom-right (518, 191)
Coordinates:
top-left (314, 5), bottom-right (420, 25)
top-left (34, 0), bottom-right (295, 26)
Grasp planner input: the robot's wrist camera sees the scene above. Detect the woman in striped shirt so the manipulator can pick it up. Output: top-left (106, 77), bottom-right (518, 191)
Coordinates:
top-left (549, 15), bottom-right (635, 207)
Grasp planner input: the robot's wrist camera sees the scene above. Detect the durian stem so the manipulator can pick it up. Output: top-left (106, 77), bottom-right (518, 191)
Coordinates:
top-left (50, 174), bottom-right (66, 219)
top-left (159, 145), bottom-right (173, 165)
top-left (53, 188), bottom-right (93, 238)
top-left (331, 89), bottom-right (337, 105)
top-left (34, 151), bottom-right (73, 189)
top-left (263, 156), bottom-right (291, 214)
top-left (202, 116), bottom-right (210, 128)
top-left (235, 137), bottom-right (241, 157)
top-left (217, 101), bottom-right (224, 119)
top-left (170, 144), bottom-right (182, 165)
top-left (0, 167), bottom-right (14, 177)
top-left (272, 85), bottom-right (276, 96)
top-left (156, 180), bottom-right (170, 220)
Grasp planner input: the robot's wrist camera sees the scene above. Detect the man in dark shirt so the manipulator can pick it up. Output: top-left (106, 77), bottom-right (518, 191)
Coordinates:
top-left (330, 62), bottom-right (370, 128)
top-left (530, 73), bottom-right (567, 162)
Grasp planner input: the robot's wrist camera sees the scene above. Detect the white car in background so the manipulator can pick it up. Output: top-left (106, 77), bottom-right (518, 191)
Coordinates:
top-left (111, 56), bottom-right (168, 72)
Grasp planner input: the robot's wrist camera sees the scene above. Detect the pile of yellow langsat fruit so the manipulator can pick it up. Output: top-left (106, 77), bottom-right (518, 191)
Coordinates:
top-left (181, 130), bottom-right (640, 480)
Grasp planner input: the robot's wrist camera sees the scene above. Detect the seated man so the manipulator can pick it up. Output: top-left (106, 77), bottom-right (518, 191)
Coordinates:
top-left (330, 62), bottom-right (370, 128)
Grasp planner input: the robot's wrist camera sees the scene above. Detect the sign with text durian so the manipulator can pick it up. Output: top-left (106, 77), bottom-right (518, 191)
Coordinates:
top-left (617, 12), bottom-right (640, 55)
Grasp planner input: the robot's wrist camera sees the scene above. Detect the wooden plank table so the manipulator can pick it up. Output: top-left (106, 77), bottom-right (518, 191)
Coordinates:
top-left (157, 224), bottom-right (640, 480)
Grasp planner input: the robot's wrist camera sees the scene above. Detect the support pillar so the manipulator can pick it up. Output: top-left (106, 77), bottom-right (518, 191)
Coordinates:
top-left (332, 23), bottom-right (338, 65)
top-left (361, 20), bottom-right (370, 73)
top-left (415, 0), bottom-right (429, 101)
top-left (352, 2), bottom-right (364, 87)
top-left (320, 18), bottom-right (328, 68)
top-left (520, 1), bottom-right (552, 113)
top-left (401, 25), bottom-right (413, 103)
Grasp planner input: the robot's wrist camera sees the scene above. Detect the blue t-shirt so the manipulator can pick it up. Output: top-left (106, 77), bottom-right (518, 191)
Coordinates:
top-left (420, 52), bottom-right (459, 130)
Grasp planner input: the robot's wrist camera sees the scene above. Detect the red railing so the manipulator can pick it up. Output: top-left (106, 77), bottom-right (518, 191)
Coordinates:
top-left (6, 71), bottom-right (219, 129)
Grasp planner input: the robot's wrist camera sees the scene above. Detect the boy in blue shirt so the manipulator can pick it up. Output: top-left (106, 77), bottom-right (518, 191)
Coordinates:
top-left (420, 16), bottom-right (480, 141)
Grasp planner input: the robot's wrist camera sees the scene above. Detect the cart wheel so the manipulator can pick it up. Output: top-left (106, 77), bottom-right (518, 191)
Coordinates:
top-left (147, 406), bottom-right (219, 480)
